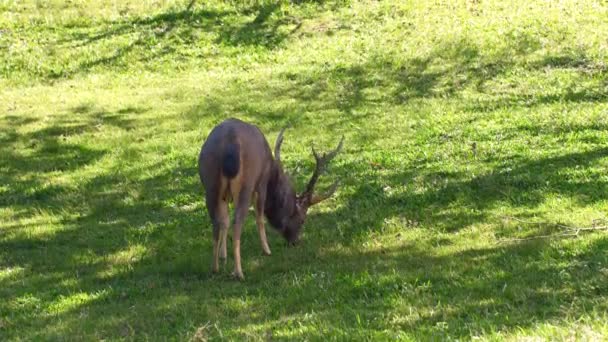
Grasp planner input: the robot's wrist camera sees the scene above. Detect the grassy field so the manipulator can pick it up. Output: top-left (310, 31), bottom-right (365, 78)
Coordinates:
top-left (2, 0), bottom-right (608, 340)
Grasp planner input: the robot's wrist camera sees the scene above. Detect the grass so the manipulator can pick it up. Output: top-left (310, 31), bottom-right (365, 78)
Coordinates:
top-left (1, 0), bottom-right (608, 340)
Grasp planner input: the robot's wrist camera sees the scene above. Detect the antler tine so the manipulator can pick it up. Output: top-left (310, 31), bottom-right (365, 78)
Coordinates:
top-left (320, 136), bottom-right (344, 163)
top-left (274, 126), bottom-right (288, 163)
top-left (309, 180), bottom-right (339, 205)
top-left (304, 136), bottom-right (344, 198)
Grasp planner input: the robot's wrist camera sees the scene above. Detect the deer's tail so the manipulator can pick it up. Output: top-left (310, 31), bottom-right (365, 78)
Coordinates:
top-left (222, 130), bottom-right (240, 179)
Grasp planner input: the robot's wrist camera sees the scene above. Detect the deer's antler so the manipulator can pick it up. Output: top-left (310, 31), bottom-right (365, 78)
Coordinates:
top-left (301, 136), bottom-right (344, 206)
top-left (274, 126), bottom-right (288, 164)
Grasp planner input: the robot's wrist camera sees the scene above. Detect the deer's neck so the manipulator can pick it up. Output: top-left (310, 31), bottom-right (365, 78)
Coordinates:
top-left (264, 164), bottom-right (297, 230)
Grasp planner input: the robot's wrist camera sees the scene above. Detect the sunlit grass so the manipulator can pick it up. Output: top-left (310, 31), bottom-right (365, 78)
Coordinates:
top-left (1, 0), bottom-right (608, 340)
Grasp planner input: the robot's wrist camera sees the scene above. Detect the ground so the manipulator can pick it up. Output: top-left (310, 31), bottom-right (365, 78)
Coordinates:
top-left (1, 0), bottom-right (608, 340)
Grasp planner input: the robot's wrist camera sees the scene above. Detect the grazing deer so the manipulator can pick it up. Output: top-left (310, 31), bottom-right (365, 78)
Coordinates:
top-left (198, 118), bottom-right (343, 280)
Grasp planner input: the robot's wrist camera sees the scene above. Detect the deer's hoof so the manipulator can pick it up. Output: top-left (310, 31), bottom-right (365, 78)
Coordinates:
top-left (232, 271), bottom-right (245, 281)
top-left (263, 249), bottom-right (272, 256)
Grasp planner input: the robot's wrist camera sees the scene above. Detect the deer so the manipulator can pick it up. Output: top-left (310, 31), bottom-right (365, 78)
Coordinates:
top-left (198, 118), bottom-right (344, 280)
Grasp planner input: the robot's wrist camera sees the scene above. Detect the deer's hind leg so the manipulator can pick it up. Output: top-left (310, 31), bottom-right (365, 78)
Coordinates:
top-left (231, 185), bottom-right (252, 280)
top-left (207, 183), bottom-right (230, 273)
top-left (217, 201), bottom-right (229, 265)
top-left (210, 204), bottom-right (229, 273)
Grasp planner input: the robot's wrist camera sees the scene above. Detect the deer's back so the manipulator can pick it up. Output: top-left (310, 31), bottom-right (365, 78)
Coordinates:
top-left (198, 119), bottom-right (274, 197)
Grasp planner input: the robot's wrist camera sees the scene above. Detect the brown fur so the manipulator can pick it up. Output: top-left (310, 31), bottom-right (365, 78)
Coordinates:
top-left (198, 118), bottom-right (342, 280)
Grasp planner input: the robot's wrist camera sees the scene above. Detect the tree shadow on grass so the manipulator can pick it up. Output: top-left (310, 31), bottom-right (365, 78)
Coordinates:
top-left (3, 195), bottom-right (607, 339)
top-left (47, 1), bottom-right (323, 79)
top-left (2, 152), bottom-right (607, 339)
top-left (0, 105), bottom-right (149, 210)
top-left (268, 236), bottom-right (608, 339)
top-left (306, 144), bottom-right (608, 242)
top-left (3, 104), bottom-right (608, 338)
top-left (175, 34), bottom-right (608, 147)
top-left (0, 139), bottom-right (105, 210)
top-left (3, 25), bottom-right (608, 339)
top-left (466, 89), bottom-right (608, 114)
top-left (215, 2), bottom-right (298, 48)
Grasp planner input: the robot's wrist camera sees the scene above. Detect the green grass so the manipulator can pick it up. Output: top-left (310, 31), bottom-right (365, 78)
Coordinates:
top-left (2, 0), bottom-right (608, 340)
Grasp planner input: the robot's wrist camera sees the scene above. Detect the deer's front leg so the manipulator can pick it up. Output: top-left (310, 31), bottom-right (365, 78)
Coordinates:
top-left (255, 190), bottom-right (271, 256)
top-left (256, 214), bottom-right (271, 256)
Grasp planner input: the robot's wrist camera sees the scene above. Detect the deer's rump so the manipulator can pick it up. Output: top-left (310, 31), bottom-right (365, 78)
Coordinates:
top-left (198, 119), bottom-right (273, 204)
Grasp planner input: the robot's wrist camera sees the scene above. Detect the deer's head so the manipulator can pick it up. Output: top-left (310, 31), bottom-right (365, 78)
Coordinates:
top-left (268, 127), bottom-right (344, 245)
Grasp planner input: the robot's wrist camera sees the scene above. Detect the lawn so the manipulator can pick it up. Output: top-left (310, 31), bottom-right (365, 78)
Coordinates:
top-left (1, 0), bottom-right (608, 340)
